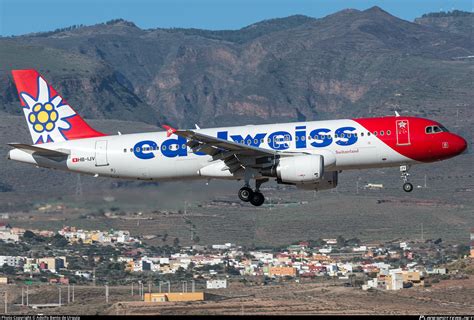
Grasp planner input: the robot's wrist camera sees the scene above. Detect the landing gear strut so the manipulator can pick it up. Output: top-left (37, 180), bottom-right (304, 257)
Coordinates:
top-left (238, 178), bottom-right (268, 206)
top-left (400, 165), bottom-right (413, 192)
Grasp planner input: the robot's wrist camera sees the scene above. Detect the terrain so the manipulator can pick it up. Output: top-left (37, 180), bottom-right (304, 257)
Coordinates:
top-left (0, 8), bottom-right (472, 246)
top-left (2, 275), bottom-right (473, 315)
top-left (0, 8), bottom-right (472, 128)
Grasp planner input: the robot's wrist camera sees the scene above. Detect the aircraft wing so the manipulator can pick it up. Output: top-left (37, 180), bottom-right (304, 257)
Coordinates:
top-left (8, 143), bottom-right (70, 157)
top-left (163, 125), bottom-right (288, 173)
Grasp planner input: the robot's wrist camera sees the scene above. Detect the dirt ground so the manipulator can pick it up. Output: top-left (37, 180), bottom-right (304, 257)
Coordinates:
top-left (2, 274), bottom-right (473, 315)
top-left (107, 277), bottom-right (474, 315)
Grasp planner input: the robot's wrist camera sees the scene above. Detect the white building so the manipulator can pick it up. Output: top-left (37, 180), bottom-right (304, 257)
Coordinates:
top-left (75, 271), bottom-right (92, 279)
top-left (0, 256), bottom-right (23, 267)
top-left (212, 244), bottom-right (231, 250)
top-left (353, 245), bottom-right (367, 252)
top-left (319, 247), bottom-right (332, 254)
top-left (206, 279), bottom-right (227, 289)
top-left (0, 231), bottom-right (19, 242)
top-left (389, 272), bottom-right (403, 290)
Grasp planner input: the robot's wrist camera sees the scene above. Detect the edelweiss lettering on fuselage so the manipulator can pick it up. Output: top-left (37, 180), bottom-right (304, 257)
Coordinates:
top-left (133, 126), bottom-right (357, 160)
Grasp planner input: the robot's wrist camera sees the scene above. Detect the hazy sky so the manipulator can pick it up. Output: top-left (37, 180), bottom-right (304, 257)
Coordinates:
top-left (0, 0), bottom-right (471, 36)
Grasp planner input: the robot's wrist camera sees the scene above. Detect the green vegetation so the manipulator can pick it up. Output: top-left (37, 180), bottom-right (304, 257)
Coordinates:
top-left (421, 10), bottom-right (472, 18)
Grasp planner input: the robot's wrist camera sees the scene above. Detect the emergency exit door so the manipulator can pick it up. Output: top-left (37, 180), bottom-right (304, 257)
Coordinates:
top-left (95, 140), bottom-right (109, 166)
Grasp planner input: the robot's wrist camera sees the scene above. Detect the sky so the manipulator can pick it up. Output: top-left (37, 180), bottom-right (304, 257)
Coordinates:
top-left (0, 0), bottom-right (471, 36)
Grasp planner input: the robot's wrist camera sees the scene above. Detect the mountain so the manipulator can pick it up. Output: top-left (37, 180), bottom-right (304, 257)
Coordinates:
top-left (0, 6), bottom-right (472, 130)
top-left (414, 10), bottom-right (473, 37)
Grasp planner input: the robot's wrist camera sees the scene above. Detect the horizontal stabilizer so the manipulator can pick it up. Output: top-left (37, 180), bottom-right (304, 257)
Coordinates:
top-left (8, 143), bottom-right (70, 157)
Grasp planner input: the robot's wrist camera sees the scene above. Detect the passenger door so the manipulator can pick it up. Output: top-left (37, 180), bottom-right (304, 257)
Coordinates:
top-left (95, 140), bottom-right (109, 166)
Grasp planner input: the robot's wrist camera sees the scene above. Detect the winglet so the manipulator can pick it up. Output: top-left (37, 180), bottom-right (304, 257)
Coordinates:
top-left (162, 125), bottom-right (177, 137)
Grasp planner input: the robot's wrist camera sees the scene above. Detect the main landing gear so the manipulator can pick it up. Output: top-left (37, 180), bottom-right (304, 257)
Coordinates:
top-left (238, 179), bottom-right (268, 206)
top-left (400, 165), bottom-right (413, 192)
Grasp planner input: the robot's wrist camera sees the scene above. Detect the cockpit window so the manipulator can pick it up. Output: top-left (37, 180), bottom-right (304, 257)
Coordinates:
top-left (426, 125), bottom-right (449, 134)
top-left (439, 125), bottom-right (449, 132)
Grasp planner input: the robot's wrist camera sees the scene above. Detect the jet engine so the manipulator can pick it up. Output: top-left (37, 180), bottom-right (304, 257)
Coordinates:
top-left (262, 154), bottom-right (324, 184)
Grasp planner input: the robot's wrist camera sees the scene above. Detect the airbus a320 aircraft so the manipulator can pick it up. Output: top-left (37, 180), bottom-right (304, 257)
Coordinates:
top-left (7, 70), bottom-right (467, 206)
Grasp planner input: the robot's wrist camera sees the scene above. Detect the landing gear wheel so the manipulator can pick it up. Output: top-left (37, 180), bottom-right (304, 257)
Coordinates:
top-left (403, 182), bottom-right (413, 193)
top-left (238, 187), bottom-right (254, 202)
top-left (250, 192), bottom-right (265, 206)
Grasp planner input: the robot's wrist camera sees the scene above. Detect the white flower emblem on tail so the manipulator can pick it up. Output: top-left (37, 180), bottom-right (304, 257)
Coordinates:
top-left (20, 77), bottom-right (76, 143)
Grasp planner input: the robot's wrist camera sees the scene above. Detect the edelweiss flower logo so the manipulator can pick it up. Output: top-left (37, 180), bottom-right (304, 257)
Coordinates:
top-left (28, 102), bottom-right (58, 133)
top-left (21, 77), bottom-right (76, 143)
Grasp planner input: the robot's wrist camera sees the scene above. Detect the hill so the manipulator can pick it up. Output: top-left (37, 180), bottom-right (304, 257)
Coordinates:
top-left (415, 10), bottom-right (473, 37)
top-left (0, 7), bottom-right (472, 128)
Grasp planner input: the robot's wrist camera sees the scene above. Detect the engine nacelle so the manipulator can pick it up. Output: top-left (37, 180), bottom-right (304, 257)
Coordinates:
top-left (296, 171), bottom-right (338, 191)
top-left (270, 154), bottom-right (324, 184)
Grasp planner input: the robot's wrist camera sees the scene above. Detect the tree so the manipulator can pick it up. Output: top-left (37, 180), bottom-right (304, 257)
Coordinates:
top-left (51, 234), bottom-right (69, 247)
top-left (173, 237), bottom-right (180, 248)
top-left (0, 264), bottom-right (16, 275)
top-left (336, 236), bottom-right (346, 247)
top-left (345, 238), bottom-right (361, 247)
top-left (23, 230), bottom-right (36, 239)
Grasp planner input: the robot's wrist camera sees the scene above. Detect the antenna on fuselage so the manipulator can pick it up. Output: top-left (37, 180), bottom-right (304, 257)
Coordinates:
top-left (195, 124), bottom-right (201, 130)
top-left (394, 111), bottom-right (400, 117)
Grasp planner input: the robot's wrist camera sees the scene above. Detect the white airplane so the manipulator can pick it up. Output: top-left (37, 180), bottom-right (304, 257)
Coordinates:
top-left (7, 70), bottom-right (468, 206)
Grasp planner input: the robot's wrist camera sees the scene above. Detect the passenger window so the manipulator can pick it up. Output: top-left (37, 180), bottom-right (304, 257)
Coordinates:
top-left (367, 132), bottom-right (371, 136)
top-left (130, 148), bottom-right (133, 152)
top-left (374, 131), bottom-right (377, 136)
top-left (123, 148), bottom-right (127, 153)
top-left (162, 145), bottom-right (166, 150)
top-left (301, 136), bottom-right (306, 141)
top-left (361, 132), bottom-right (364, 137)
top-left (380, 131), bottom-right (384, 136)
top-left (387, 130), bottom-right (391, 135)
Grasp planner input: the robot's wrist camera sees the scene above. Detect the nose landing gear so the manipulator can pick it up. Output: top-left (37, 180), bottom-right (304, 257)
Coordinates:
top-left (238, 178), bottom-right (268, 206)
top-left (400, 165), bottom-right (413, 192)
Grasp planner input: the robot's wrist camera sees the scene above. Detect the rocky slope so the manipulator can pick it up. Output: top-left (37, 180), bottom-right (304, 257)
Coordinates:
top-left (0, 7), bottom-right (472, 129)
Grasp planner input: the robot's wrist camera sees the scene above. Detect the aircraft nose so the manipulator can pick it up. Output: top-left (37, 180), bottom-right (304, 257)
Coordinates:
top-left (451, 134), bottom-right (468, 155)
